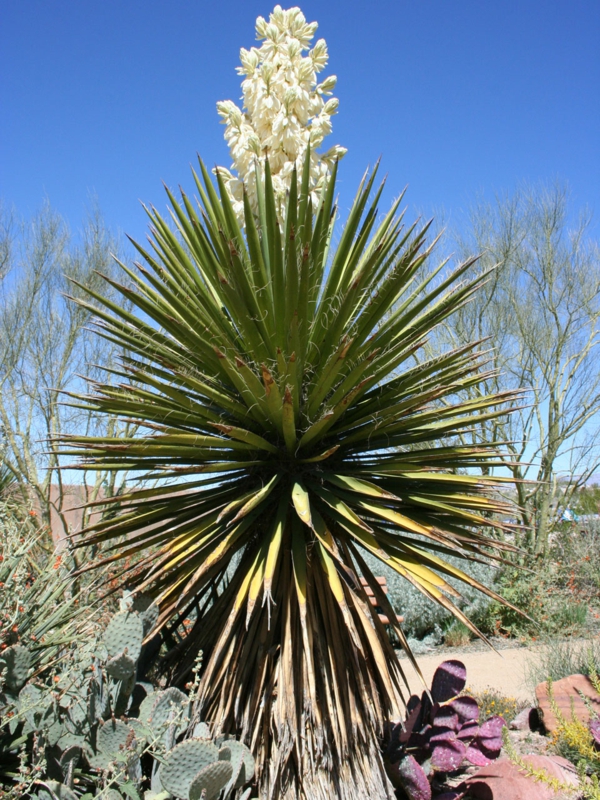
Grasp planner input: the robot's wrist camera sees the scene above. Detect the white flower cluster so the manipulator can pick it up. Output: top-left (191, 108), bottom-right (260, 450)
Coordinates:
top-left (216, 5), bottom-right (346, 224)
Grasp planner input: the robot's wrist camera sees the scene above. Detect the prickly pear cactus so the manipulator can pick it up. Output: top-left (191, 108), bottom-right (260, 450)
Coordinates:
top-left (189, 760), bottom-right (234, 800)
top-left (103, 609), bottom-right (144, 662)
top-left (0, 595), bottom-right (256, 799)
top-left (147, 686), bottom-right (190, 744)
top-left (106, 651), bottom-right (137, 681)
top-left (159, 739), bottom-right (220, 798)
top-left (35, 781), bottom-right (79, 800)
top-left (132, 594), bottom-right (160, 636)
top-left (230, 740), bottom-right (256, 791)
top-left (384, 660), bottom-right (507, 799)
top-left (0, 643), bottom-right (32, 693)
top-left (96, 718), bottom-right (140, 766)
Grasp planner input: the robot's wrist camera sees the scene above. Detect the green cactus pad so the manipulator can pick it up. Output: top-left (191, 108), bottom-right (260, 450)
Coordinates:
top-left (87, 751), bottom-right (113, 770)
top-left (113, 669), bottom-right (137, 718)
top-left (222, 740), bottom-right (255, 790)
top-left (132, 595), bottom-right (160, 636)
top-left (131, 593), bottom-right (153, 613)
top-left (56, 731), bottom-right (90, 755)
top-left (0, 644), bottom-right (31, 692)
top-left (189, 760), bottom-right (234, 800)
top-left (103, 610), bottom-right (144, 662)
top-left (64, 691), bottom-right (87, 727)
top-left (125, 716), bottom-right (148, 744)
top-left (97, 718), bottom-right (137, 763)
top-left (192, 721), bottom-right (212, 739)
top-left (138, 690), bottom-right (157, 724)
top-left (36, 780), bottom-right (79, 800)
top-left (59, 744), bottom-right (81, 769)
top-left (158, 739), bottom-right (219, 799)
top-left (106, 651), bottom-right (136, 680)
top-left (148, 687), bottom-right (189, 735)
top-left (18, 683), bottom-right (47, 730)
top-left (46, 717), bottom-right (64, 747)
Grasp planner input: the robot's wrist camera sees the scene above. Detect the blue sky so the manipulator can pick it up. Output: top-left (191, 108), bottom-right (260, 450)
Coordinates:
top-left (2, 0), bottom-right (599, 244)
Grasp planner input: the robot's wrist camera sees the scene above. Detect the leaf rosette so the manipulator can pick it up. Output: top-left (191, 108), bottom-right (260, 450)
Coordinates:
top-left (61, 151), bottom-right (519, 798)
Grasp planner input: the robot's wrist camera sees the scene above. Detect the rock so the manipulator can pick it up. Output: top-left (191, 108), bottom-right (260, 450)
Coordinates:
top-left (535, 673), bottom-right (600, 734)
top-left (463, 755), bottom-right (579, 799)
top-left (509, 706), bottom-right (539, 731)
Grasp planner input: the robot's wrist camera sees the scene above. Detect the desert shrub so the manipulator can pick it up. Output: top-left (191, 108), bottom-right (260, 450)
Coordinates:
top-left (551, 519), bottom-right (600, 605)
top-left (526, 639), bottom-right (600, 689)
top-left (463, 687), bottom-right (527, 725)
top-left (367, 527), bottom-right (598, 644)
top-left (443, 621), bottom-right (471, 648)
top-left (482, 552), bottom-right (596, 639)
top-left (0, 497), bottom-right (109, 668)
top-left (362, 549), bottom-right (499, 641)
top-left (544, 667), bottom-right (600, 795)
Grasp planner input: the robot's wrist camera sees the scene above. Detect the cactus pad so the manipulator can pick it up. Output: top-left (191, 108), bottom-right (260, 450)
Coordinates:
top-left (138, 689), bottom-right (157, 724)
top-left (148, 686), bottom-right (189, 735)
top-left (106, 651), bottom-right (136, 680)
top-left (18, 683), bottom-right (46, 730)
top-left (158, 739), bottom-right (219, 799)
top-left (223, 740), bottom-right (255, 790)
top-left (59, 744), bottom-right (81, 770)
top-left (0, 644), bottom-right (32, 692)
top-left (56, 731), bottom-right (90, 755)
top-left (132, 594), bottom-right (159, 635)
top-left (192, 721), bottom-right (212, 739)
top-left (36, 782), bottom-right (79, 800)
top-left (103, 610), bottom-right (144, 661)
top-left (189, 760), bottom-right (234, 800)
top-left (97, 718), bottom-right (136, 763)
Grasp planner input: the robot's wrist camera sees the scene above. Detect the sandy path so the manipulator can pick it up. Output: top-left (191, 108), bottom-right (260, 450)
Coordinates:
top-left (398, 645), bottom-right (538, 702)
top-left (396, 636), bottom-right (599, 702)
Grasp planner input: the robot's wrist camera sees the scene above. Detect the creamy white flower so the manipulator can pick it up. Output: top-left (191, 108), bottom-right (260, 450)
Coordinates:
top-left (216, 5), bottom-right (347, 224)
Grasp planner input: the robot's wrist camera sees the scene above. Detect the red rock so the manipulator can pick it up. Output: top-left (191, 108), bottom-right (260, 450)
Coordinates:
top-left (509, 706), bottom-right (538, 731)
top-left (535, 673), bottom-right (600, 734)
top-left (464, 755), bottom-right (579, 799)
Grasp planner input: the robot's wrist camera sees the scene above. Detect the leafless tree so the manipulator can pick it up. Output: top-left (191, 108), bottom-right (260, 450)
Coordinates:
top-left (440, 183), bottom-right (600, 556)
top-left (0, 200), bottom-right (132, 540)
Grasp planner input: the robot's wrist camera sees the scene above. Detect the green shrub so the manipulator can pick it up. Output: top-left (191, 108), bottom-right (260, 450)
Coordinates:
top-left (463, 687), bottom-right (527, 725)
top-left (443, 621), bottom-right (471, 648)
top-left (0, 498), bottom-right (106, 670)
top-left (526, 639), bottom-right (600, 690)
top-left (544, 667), bottom-right (600, 797)
top-left (363, 548), bottom-right (499, 641)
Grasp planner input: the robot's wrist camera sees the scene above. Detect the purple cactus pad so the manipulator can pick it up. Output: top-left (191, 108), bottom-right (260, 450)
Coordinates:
top-left (397, 755), bottom-right (432, 800)
top-left (432, 706), bottom-right (460, 732)
top-left (457, 720), bottom-right (479, 741)
top-left (466, 715), bottom-right (506, 765)
top-left (465, 742), bottom-right (494, 767)
top-left (449, 696), bottom-right (480, 723)
top-left (477, 715), bottom-right (506, 752)
top-left (431, 661), bottom-right (467, 703)
top-left (430, 731), bottom-right (467, 771)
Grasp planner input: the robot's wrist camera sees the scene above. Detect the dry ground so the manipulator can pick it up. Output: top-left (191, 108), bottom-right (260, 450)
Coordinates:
top-left (397, 637), bottom-right (598, 703)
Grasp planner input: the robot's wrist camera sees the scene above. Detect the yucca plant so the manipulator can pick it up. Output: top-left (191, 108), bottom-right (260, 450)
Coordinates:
top-left (59, 149), bottom-right (521, 799)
